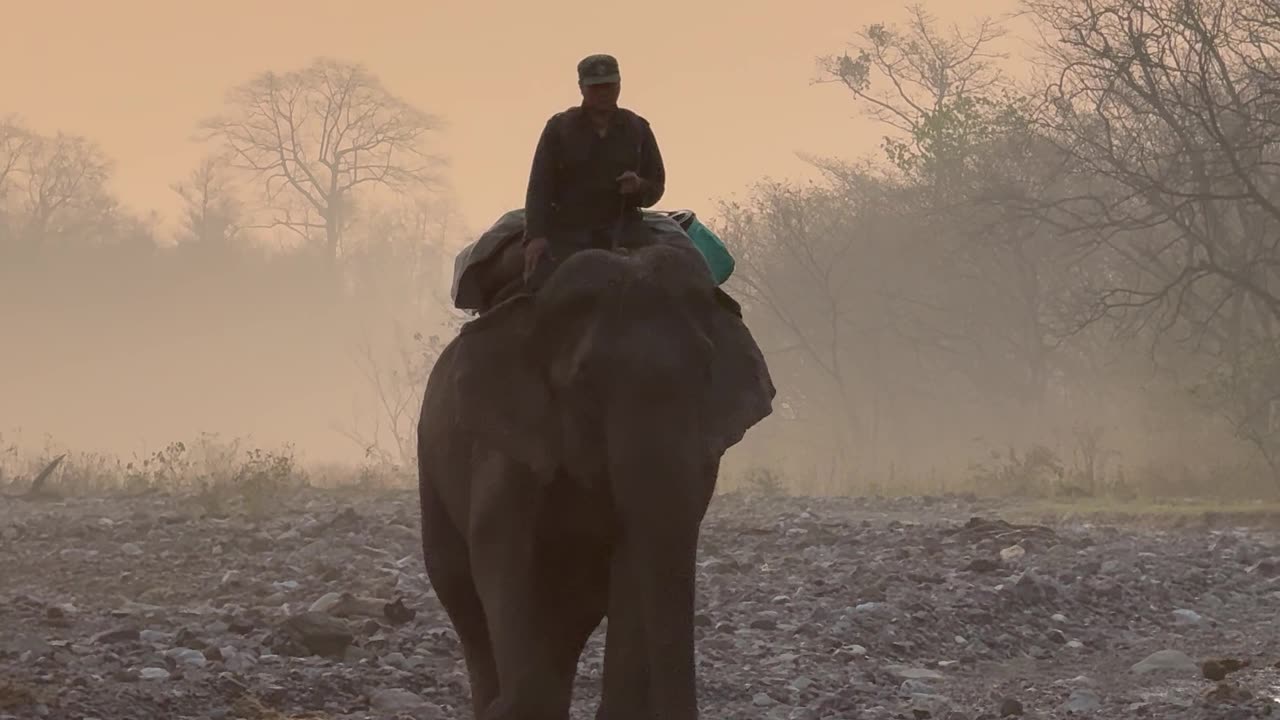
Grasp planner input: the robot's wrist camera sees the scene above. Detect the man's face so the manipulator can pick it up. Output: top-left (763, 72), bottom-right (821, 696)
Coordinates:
top-left (580, 81), bottom-right (620, 111)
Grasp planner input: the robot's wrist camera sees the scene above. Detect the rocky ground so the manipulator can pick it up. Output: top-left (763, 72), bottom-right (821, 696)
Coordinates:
top-left (4, 489), bottom-right (1280, 720)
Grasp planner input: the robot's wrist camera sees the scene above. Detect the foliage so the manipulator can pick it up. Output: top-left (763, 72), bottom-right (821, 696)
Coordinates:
top-left (717, 0), bottom-right (1280, 497)
top-left (9, 8), bottom-right (1280, 500)
top-left (1192, 338), bottom-right (1280, 488)
top-left (0, 430), bottom-right (308, 517)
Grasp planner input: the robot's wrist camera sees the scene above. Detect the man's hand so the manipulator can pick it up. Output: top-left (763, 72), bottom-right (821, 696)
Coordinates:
top-left (617, 170), bottom-right (645, 195)
top-left (523, 236), bottom-right (549, 282)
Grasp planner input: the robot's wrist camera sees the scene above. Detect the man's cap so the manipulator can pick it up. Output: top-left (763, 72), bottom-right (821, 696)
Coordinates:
top-left (577, 54), bottom-right (621, 86)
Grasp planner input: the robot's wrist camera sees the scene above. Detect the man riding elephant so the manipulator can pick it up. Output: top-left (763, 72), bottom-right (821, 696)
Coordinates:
top-left (421, 54), bottom-right (773, 720)
top-left (521, 53), bottom-right (667, 289)
top-left (419, 239), bottom-right (775, 719)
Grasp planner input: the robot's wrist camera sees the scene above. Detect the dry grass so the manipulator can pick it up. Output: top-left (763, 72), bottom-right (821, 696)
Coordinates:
top-left (7, 426), bottom-right (1280, 530)
top-left (229, 696), bottom-right (334, 720)
top-left (0, 427), bottom-right (415, 518)
top-left (1002, 497), bottom-right (1280, 529)
top-left (0, 680), bottom-right (45, 711)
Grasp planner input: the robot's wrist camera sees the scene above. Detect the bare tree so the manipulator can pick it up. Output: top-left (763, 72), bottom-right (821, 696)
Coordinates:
top-left (987, 0), bottom-right (1280, 484)
top-left (171, 154), bottom-right (244, 247)
top-left (719, 177), bottom-right (871, 478)
top-left (0, 117), bottom-right (32, 203)
top-left (333, 188), bottom-right (464, 470)
top-left (335, 322), bottom-right (460, 473)
top-left (14, 130), bottom-right (114, 245)
top-left (343, 189), bottom-right (460, 314)
top-left (1021, 0), bottom-right (1280, 352)
top-left (199, 57), bottom-right (446, 264)
top-left (0, 117), bottom-right (34, 244)
top-left (812, 5), bottom-right (1073, 418)
top-left (816, 3), bottom-right (1018, 194)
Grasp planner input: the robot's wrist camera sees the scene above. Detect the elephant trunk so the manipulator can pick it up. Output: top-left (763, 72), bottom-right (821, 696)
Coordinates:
top-left (605, 397), bottom-right (714, 719)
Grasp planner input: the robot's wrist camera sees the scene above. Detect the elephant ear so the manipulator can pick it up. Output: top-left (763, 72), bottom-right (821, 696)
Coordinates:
top-left (450, 296), bottom-right (560, 480)
top-left (704, 303), bottom-right (777, 457)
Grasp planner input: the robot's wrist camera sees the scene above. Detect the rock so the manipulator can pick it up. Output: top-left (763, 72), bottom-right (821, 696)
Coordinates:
top-left (278, 611), bottom-right (354, 657)
top-left (909, 692), bottom-right (951, 717)
top-left (8, 489), bottom-right (1280, 719)
top-left (999, 545), bottom-right (1026, 562)
top-left (1203, 659), bottom-right (1228, 681)
top-left (963, 558), bottom-right (1000, 573)
top-left (383, 597), bottom-right (416, 624)
top-left (137, 667), bottom-right (170, 681)
top-left (138, 629), bottom-right (168, 644)
top-left (1061, 689), bottom-right (1101, 714)
top-left (1202, 657), bottom-right (1248, 681)
top-left (368, 688), bottom-right (441, 717)
top-left (998, 697), bottom-right (1024, 716)
top-left (836, 644), bottom-right (867, 659)
top-left (1131, 649), bottom-right (1198, 675)
top-left (309, 591), bottom-right (343, 614)
top-left (886, 666), bottom-right (944, 681)
top-left (91, 627), bottom-right (140, 645)
top-left (166, 648), bottom-right (208, 667)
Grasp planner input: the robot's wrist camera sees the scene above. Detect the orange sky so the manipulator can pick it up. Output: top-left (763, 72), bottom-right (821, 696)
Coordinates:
top-left (2, 0), bottom-right (1018, 238)
top-left (3, 0), bottom-right (1034, 465)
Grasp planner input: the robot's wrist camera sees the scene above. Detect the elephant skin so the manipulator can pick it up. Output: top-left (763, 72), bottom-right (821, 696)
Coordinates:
top-left (416, 239), bottom-right (775, 719)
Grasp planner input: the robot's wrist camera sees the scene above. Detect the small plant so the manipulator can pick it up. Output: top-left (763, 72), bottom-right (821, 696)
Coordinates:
top-left (234, 445), bottom-right (306, 517)
top-left (741, 466), bottom-right (787, 497)
top-left (122, 440), bottom-right (193, 495)
top-left (966, 444), bottom-right (1064, 497)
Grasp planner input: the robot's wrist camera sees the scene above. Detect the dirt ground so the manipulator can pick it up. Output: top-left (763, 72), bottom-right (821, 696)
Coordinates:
top-left (3, 488), bottom-right (1280, 719)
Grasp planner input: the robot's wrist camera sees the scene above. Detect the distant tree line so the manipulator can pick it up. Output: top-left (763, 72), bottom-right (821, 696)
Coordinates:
top-left (720, 0), bottom-right (1280, 498)
top-left (0, 58), bottom-right (462, 471)
top-left (7, 0), bottom-right (1280, 499)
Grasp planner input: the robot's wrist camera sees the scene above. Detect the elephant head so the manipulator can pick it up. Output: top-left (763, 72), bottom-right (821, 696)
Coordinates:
top-left (449, 238), bottom-right (774, 485)
top-left (444, 236), bottom-right (775, 716)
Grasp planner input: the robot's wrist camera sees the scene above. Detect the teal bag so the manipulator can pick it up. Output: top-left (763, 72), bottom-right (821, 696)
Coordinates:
top-left (683, 213), bottom-right (735, 285)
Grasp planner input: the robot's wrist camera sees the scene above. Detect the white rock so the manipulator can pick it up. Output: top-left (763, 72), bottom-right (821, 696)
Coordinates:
top-left (1000, 544), bottom-right (1026, 561)
top-left (369, 688), bottom-right (440, 717)
top-left (1131, 649), bottom-right (1197, 675)
top-left (1172, 609), bottom-right (1202, 625)
top-left (138, 667), bottom-right (169, 680)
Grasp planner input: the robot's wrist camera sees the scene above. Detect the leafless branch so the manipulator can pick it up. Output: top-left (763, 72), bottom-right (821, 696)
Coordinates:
top-left (199, 57), bottom-right (447, 261)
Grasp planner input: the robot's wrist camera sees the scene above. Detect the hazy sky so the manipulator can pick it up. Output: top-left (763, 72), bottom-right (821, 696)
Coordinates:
top-left (3, 0), bottom-right (1015, 238)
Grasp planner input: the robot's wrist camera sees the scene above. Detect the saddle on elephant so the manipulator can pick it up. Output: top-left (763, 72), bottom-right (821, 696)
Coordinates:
top-left (450, 207), bottom-right (736, 315)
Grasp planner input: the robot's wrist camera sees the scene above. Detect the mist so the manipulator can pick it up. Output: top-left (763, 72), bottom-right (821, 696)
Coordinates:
top-left (10, 1), bottom-right (1280, 718)
top-left (4, 0), bottom-right (1280, 503)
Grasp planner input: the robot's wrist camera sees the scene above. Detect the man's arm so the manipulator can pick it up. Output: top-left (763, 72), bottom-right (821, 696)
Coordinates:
top-left (631, 118), bottom-right (665, 208)
top-left (523, 116), bottom-right (559, 243)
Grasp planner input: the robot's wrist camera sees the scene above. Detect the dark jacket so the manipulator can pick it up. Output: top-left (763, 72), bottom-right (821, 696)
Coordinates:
top-left (523, 106), bottom-right (666, 241)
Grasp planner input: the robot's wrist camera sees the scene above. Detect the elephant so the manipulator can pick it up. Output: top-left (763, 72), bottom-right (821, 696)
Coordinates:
top-left (416, 228), bottom-right (776, 719)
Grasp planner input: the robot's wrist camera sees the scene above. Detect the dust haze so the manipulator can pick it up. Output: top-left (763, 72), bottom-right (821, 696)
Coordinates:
top-left (4, 0), bottom-right (1277, 500)
top-left (8, 1), bottom-right (1280, 718)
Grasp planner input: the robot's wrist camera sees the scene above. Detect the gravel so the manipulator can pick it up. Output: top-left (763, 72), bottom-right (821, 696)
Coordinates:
top-left (3, 489), bottom-right (1280, 719)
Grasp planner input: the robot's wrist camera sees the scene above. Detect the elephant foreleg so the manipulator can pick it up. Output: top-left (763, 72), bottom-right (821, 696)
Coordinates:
top-left (420, 472), bottom-right (499, 719)
top-left (605, 435), bottom-right (716, 720)
top-left (469, 458), bottom-right (597, 720)
top-left (594, 544), bottom-right (652, 720)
